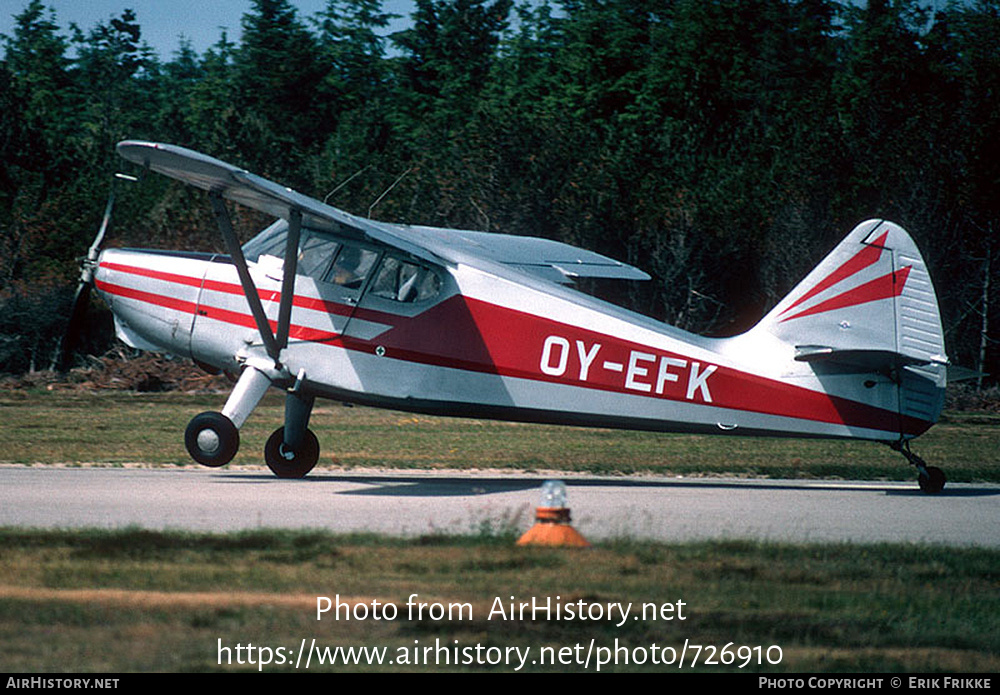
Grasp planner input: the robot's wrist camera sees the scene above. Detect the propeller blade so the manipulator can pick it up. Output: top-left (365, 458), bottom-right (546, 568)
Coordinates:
top-left (57, 187), bottom-right (117, 371)
top-left (58, 279), bottom-right (93, 371)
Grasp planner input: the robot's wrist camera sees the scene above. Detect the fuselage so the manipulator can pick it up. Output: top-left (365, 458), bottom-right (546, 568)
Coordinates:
top-left (93, 224), bottom-right (936, 443)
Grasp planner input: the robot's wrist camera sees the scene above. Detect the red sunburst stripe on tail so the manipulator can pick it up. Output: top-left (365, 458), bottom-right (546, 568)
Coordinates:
top-left (780, 266), bottom-right (911, 322)
top-left (779, 230), bottom-right (889, 318)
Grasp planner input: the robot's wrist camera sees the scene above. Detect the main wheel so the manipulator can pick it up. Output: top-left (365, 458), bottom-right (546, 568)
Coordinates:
top-left (918, 466), bottom-right (946, 494)
top-left (264, 426), bottom-right (320, 479)
top-left (185, 411), bottom-right (239, 467)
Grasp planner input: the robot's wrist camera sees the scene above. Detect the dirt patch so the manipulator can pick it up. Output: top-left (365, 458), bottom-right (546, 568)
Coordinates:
top-left (0, 350), bottom-right (231, 393)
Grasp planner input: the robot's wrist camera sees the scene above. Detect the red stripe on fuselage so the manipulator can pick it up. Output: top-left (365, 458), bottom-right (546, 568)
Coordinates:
top-left (99, 260), bottom-right (368, 320)
top-left (95, 279), bottom-right (199, 315)
top-left (95, 274), bottom-right (341, 344)
top-left (97, 261), bottom-right (932, 437)
top-left (372, 294), bottom-right (929, 436)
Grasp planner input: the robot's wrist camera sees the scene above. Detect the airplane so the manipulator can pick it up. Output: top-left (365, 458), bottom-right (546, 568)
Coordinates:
top-left (76, 140), bottom-right (951, 492)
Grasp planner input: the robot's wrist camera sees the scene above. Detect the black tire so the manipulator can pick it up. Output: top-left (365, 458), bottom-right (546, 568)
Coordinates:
top-left (264, 427), bottom-right (320, 479)
top-left (184, 411), bottom-right (239, 467)
top-left (918, 466), bottom-right (946, 494)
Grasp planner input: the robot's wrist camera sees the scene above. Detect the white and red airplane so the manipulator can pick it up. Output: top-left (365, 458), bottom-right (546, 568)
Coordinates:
top-left (81, 141), bottom-right (950, 491)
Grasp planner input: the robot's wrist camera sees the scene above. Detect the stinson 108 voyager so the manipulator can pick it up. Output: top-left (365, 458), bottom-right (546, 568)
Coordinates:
top-left (77, 141), bottom-right (950, 492)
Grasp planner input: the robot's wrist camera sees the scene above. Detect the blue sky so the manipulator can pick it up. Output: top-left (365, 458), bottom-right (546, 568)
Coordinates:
top-left (3, 1), bottom-right (953, 61)
top-left (1, 0), bottom-right (417, 59)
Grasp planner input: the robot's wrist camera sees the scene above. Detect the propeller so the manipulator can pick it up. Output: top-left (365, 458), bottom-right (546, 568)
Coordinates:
top-left (57, 173), bottom-right (136, 371)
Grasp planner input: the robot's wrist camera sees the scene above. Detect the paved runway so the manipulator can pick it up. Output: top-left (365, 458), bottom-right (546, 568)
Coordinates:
top-left (0, 466), bottom-right (997, 547)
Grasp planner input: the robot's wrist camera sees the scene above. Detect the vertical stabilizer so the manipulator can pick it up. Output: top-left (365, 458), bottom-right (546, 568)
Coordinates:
top-left (759, 221), bottom-right (945, 363)
top-left (753, 220), bottom-right (947, 431)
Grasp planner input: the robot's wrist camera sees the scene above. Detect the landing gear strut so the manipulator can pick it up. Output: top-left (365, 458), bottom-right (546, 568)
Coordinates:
top-left (183, 364), bottom-right (271, 469)
top-left (892, 441), bottom-right (946, 494)
top-left (264, 389), bottom-right (318, 478)
top-left (182, 363), bottom-right (321, 478)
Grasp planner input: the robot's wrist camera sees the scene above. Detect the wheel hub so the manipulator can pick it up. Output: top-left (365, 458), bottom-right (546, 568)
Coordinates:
top-left (196, 429), bottom-right (220, 454)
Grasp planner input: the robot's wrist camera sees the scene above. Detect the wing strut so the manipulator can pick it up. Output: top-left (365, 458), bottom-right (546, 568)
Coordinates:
top-left (210, 192), bottom-right (300, 365)
top-left (275, 208), bottom-right (301, 351)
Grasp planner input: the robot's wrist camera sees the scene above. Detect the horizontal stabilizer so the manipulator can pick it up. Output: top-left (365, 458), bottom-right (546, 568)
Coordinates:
top-left (794, 345), bottom-right (946, 371)
top-left (946, 364), bottom-right (987, 383)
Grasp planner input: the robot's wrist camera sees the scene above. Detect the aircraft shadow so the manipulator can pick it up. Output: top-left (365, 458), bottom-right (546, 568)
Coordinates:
top-left (216, 473), bottom-right (1000, 498)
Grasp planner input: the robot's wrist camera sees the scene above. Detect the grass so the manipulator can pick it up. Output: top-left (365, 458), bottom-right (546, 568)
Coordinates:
top-left (0, 390), bottom-right (998, 482)
top-left (1, 391), bottom-right (997, 672)
top-left (0, 528), bottom-right (997, 672)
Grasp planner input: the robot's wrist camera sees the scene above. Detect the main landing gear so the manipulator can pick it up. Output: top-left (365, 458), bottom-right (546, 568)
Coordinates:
top-left (892, 440), bottom-right (946, 494)
top-left (263, 388), bottom-right (318, 478)
top-left (183, 364), bottom-right (320, 479)
top-left (265, 427), bottom-right (319, 478)
top-left (185, 411), bottom-right (239, 467)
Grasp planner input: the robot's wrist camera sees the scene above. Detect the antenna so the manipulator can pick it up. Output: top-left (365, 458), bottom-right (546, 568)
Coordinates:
top-left (469, 197), bottom-right (490, 231)
top-left (323, 165), bottom-right (370, 205)
top-left (368, 167), bottom-right (412, 219)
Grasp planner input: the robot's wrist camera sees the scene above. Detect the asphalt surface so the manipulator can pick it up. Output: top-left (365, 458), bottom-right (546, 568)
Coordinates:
top-left (1, 466), bottom-right (997, 547)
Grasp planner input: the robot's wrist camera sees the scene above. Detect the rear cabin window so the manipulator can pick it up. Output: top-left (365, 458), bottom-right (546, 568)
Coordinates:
top-left (370, 255), bottom-right (441, 303)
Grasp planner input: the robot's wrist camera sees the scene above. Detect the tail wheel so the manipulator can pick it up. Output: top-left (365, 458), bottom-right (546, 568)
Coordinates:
top-left (185, 411), bottom-right (239, 467)
top-left (892, 441), bottom-right (946, 495)
top-left (918, 466), bottom-right (946, 494)
top-left (265, 427), bottom-right (319, 479)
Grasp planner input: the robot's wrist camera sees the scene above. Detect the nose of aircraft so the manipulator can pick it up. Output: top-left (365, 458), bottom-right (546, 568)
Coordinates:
top-left (94, 247), bottom-right (202, 356)
top-left (92, 248), bottom-right (113, 299)
top-left (93, 247), bottom-right (140, 312)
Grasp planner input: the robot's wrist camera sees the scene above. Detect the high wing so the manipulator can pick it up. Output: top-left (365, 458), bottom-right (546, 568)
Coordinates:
top-left (116, 140), bottom-right (649, 284)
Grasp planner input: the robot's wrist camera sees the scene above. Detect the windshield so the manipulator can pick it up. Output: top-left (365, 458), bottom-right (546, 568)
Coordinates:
top-left (241, 219), bottom-right (289, 262)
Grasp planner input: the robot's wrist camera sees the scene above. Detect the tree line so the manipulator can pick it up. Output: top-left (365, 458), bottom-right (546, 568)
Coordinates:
top-left (1, 0), bottom-right (997, 383)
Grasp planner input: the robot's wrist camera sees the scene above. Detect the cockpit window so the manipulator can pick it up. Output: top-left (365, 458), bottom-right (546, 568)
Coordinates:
top-left (244, 223), bottom-right (343, 282)
top-left (325, 244), bottom-right (379, 289)
top-left (415, 269), bottom-right (442, 301)
top-left (243, 225), bottom-right (438, 300)
top-left (370, 254), bottom-right (441, 303)
top-left (297, 234), bottom-right (340, 279)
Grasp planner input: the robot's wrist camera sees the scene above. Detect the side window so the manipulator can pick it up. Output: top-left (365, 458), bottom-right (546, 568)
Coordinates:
top-left (414, 267), bottom-right (442, 302)
top-left (325, 244), bottom-right (379, 290)
top-left (296, 233), bottom-right (340, 279)
top-left (370, 255), bottom-right (441, 303)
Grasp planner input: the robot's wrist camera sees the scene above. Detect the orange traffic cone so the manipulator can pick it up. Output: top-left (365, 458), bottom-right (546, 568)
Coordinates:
top-left (517, 481), bottom-right (590, 547)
